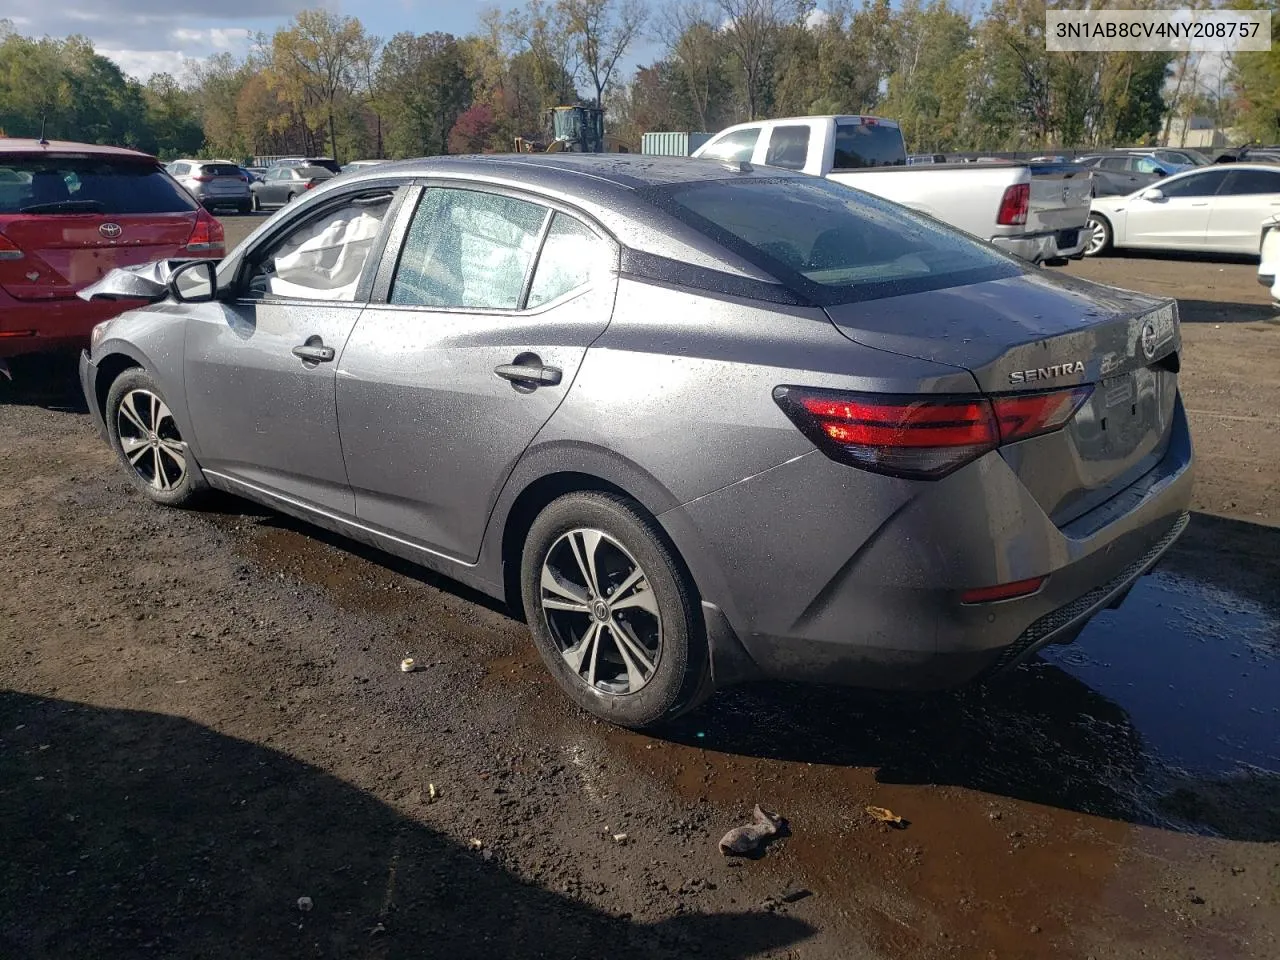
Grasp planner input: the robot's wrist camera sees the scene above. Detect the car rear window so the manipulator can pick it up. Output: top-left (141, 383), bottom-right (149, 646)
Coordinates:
top-left (200, 163), bottom-right (243, 177)
top-left (0, 156), bottom-right (196, 215)
top-left (655, 176), bottom-right (1019, 304)
top-left (298, 166), bottom-right (335, 180)
top-left (832, 122), bottom-right (906, 169)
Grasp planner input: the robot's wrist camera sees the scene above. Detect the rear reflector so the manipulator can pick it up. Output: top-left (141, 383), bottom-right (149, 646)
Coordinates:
top-left (997, 182), bottom-right (1030, 226)
top-left (773, 385), bottom-right (1092, 480)
top-left (0, 233), bottom-right (22, 261)
top-left (961, 576), bottom-right (1045, 605)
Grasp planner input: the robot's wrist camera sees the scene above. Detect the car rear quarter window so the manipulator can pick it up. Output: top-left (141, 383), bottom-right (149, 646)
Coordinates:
top-left (657, 176), bottom-right (1018, 304)
top-left (832, 122), bottom-right (906, 169)
top-left (527, 213), bottom-right (613, 308)
top-left (391, 188), bottom-right (548, 310)
top-left (700, 128), bottom-right (760, 164)
top-left (0, 156), bottom-right (196, 214)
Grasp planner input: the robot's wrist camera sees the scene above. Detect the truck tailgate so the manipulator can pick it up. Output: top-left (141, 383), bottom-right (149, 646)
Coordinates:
top-left (1026, 163), bottom-right (1092, 233)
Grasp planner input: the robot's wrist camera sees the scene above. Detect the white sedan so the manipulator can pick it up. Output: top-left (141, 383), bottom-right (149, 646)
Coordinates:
top-left (1261, 214), bottom-right (1280, 303)
top-left (1086, 163), bottom-right (1280, 257)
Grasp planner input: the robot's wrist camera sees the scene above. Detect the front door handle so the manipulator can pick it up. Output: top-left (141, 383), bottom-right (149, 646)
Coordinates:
top-left (495, 360), bottom-right (562, 387)
top-left (292, 336), bottom-right (335, 364)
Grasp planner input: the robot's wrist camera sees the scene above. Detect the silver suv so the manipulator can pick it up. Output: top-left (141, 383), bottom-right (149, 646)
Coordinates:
top-left (166, 160), bottom-right (251, 213)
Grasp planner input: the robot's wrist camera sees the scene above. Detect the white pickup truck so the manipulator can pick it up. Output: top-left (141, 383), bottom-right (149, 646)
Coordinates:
top-left (691, 115), bottom-right (1093, 264)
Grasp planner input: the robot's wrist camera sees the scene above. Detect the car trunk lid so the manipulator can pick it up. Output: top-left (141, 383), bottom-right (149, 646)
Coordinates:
top-left (1025, 162), bottom-right (1093, 233)
top-left (823, 271), bottom-right (1181, 525)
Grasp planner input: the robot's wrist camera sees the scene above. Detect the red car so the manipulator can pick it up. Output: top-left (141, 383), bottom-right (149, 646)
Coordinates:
top-left (0, 139), bottom-right (224, 362)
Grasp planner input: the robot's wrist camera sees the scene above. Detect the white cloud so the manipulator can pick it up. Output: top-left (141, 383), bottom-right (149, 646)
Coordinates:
top-left (806, 8), bottom-right (830, 30)
top-left (97, 47), bottom-right (192, 80)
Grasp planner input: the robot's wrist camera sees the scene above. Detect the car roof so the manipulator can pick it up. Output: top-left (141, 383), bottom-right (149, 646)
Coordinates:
top-left (342, 153), bottom-right (809, 191)
top-left (0, 138), bottom-right (157, 161)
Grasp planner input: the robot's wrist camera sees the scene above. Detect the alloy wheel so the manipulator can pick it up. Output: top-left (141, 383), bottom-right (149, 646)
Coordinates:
top-left (539, 528), bottom-right (663, 696)
top-left (1085, 217), bottom-right (1108, 256)
top-left (116, 389), bottom-right (188, 492)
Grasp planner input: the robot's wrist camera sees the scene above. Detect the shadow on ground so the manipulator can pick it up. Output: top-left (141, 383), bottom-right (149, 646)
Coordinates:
top-left (0, 692), bottom-right (813, 960)
top-left (1175, 299), bottom-right (1277, 324)
top-left (0, 352), bottom-right (87, 412)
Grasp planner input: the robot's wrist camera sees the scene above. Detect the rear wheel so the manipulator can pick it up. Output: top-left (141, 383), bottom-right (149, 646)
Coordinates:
top-left (520, 492), bottom-right (711, 729)
top-left (237, 200), bottom-right (252, 215)
top-left (105, 368), bottom-right (206, 508)
top-left (1085, 214), bottom-right (1112, 256)
top-left (251, 193), bottom-right (261, 212)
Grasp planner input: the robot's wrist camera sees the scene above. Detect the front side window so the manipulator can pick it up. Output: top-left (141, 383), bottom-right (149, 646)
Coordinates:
top-left (247, 191), bottom-right (394, 301)
top-left (765, 125), bottom-right (812, 170)
top-left (655, 176), bottom-right (1016, 303)
top-left (701, 128), bottom-right (760, 164)
top-left (1098, 157), bottom-right (1128, 171)
top-left (1134, 157), bottom-right (1165, 175)
top-left (1159, 170), bottom-right (1228, 198)
top-left (391, 188), bottom-right (547, 309)
top-left (527, 213), bottom-right (614, 308)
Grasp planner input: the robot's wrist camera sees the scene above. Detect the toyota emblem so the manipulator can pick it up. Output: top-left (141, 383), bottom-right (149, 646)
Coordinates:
top-left (1140, 321), bottom-right (1158, 360)
top-left (99, 222), bottom-right (122, 239)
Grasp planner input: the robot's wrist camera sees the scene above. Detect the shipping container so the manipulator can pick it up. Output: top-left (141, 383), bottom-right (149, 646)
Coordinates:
top-left (641, 132), bottom-right (713, 157)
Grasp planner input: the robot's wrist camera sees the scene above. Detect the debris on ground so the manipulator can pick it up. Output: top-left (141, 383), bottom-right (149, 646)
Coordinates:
top-left (467, 837), bottom-right (484, 851)
top-left (866, 805), bottom-right (908, 828)
top-left (611, 832), bottom-right (628, 844)
top-left (296, 896), bottom-right (313, 912)
top-left (427, 782), bottom-right (439, 802)
top-left (399, 657), bottom-right (417, 673)
top-left (719, 804), bottom-right (784, 856)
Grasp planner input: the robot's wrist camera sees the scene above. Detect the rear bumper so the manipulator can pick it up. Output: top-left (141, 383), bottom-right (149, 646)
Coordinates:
top-left (660, 395), bottom-right (1194, 692)
top-left (0, 289), bottom-right (136, 359)
top-left (992, 226), bottom-right (1088, 263)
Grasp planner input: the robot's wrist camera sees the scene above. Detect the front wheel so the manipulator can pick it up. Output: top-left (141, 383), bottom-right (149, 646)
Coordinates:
top-left (105, 368), bottom-right (206, 508)
top-left (520, 492), bottom-right (711, 729)
top-left (1085, 214), bottom-right (1112, 257)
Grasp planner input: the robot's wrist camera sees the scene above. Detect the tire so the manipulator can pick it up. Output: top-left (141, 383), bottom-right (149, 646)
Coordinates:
top-left (105, 368), bottom-right (207, 508)
top-left (251, 193), bottom-right (261, 212)
top-left (237, 201), bottom-right (252, 215)
top-left (520, 492), bottom-right (711, 729)
top-left (1085, 214), bottom-right (1112, 257)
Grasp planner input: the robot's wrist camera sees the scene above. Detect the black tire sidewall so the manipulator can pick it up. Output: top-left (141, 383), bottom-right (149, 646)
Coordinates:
top-left (520, 492), bottom-right (708, 729)
top-left (105, 368), bottom-right (205, 508)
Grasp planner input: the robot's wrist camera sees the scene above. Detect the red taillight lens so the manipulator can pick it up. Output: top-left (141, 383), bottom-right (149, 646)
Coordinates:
top-left (304, 179), bottom-right (319, 189)
top-left (182, 210), bottom-right (225, 255)
top-left (996, 182), bottom-right (1030, 226)
top-left (0, 232), bottom-right (22, 261)
top-left (773, 385), bottom-right (1092, 480)
top-left (961, 576), bottom-right (1046, 604)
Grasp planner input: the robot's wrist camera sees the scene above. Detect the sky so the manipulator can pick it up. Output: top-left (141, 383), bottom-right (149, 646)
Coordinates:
top-left (0, 0), bottom-right (670, 82)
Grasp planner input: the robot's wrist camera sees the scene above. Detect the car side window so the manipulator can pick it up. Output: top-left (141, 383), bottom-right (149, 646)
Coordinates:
top-left (526, 213), bottom-right (613, 308)
top-left (701, 127), bottom-right (761, 164)
top-left (1159, 170), bottom-right (1228, 198)
top-left (1099, 157), bottom-right (1128, 171)
top-left (390, 187), bottom-right (547, 310)
top-left (1134, 157), bottom-right (1164, 174)
top-left (1220, 169), bottom-right (1280, 195)
top-left (245, 190), bottom-right (395, 301)
top-left (764, 125), bottom-right (811, 170)
top-left (172, 162), bottom-right (188, 177)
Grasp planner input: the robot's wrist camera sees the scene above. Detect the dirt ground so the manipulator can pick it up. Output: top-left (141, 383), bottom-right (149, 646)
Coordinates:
top-left (1, 234), bottom-right (1277, 959)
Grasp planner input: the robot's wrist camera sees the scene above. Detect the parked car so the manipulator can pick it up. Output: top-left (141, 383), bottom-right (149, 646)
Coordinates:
top-left (1075, 153), bottom-right (1172, 197)
top-left (1260, 214), bottom-right (1280, 303)
top-left (1086, 163), bottom-right (1280, 256)
top-left (77, 154), bottom-right (1191, 728)
top-left (250, 165), bottom-right (337, 210)
top-left (693, 116), bottom-right (1093, 264)
top-left (341, 159), bottom-right (389, 174)
top-left (269, 157), bottom-right (343, 175)
top-left (166, 159), bottom-right (252, 213)
top-left (0, 138), bottom-right (223, 365)
top-left (242, 166), bottom-right (267, 184)
top-left (1117, 148), bottom-right (1201, 173)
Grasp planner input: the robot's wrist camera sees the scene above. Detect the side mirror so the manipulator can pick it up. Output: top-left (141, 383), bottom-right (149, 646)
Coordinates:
top-left (1140, 187), bottom-right (1164, 201)
top-left (169, 260), bottom-right (217, 303)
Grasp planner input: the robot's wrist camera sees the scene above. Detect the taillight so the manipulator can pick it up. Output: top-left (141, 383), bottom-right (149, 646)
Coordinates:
top-left (181, 210), bottom-right (225, 255)
top-left (0, 232), bottom-right (22, 261)
top-left (304, 179), bottom-right (319, 189)
top-left (773, 385), bottom-right (1092, 480)
top-left (996, 182), bottom-right (1030, 226)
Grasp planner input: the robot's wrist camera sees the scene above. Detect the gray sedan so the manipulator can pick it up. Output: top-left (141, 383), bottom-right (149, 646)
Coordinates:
top-left (250, 165), bottom-right (335, 210)
top-left (77, 155), bottom-right (1192, 728)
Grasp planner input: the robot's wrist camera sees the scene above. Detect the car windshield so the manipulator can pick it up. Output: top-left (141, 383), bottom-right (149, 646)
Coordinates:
top-left (655, 176), bottom-right (1018, 303)
top-left (0, 156), bottom-right (196, 215)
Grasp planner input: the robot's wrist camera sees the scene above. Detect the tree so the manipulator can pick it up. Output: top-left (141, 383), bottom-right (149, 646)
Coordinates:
top-left (448, 103), bottom-right (497, 153)
top-left (656, 1), bottom-right (726, 130)
top-left (143, 74), bottom-right (204, 159)
top-left (1230, 4), bottom-right (1280, 142)
top-left (715, 0), bottom-right (786, 120)
top-left (271, 10), bottom-right (374, 162)
top-left (561, 0), bottom-right (648, 109)
top-left (378, 32), bottom-right (472, 157)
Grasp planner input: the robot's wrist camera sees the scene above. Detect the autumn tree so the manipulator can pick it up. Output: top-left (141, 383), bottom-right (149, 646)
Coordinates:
top-left (378, 32), bottom-right (472, 157)
top-left (561, 0), bottom-right (648, 109)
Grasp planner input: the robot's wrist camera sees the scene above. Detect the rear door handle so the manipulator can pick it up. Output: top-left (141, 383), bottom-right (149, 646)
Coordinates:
top-left (292, 336), bottom-right (336, 364)
top-left (495, 361), bottom-right (562, 387)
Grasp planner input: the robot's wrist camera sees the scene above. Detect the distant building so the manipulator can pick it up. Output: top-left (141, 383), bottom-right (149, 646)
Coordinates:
top-left (1165, 115), bottom-right (1233, 149)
